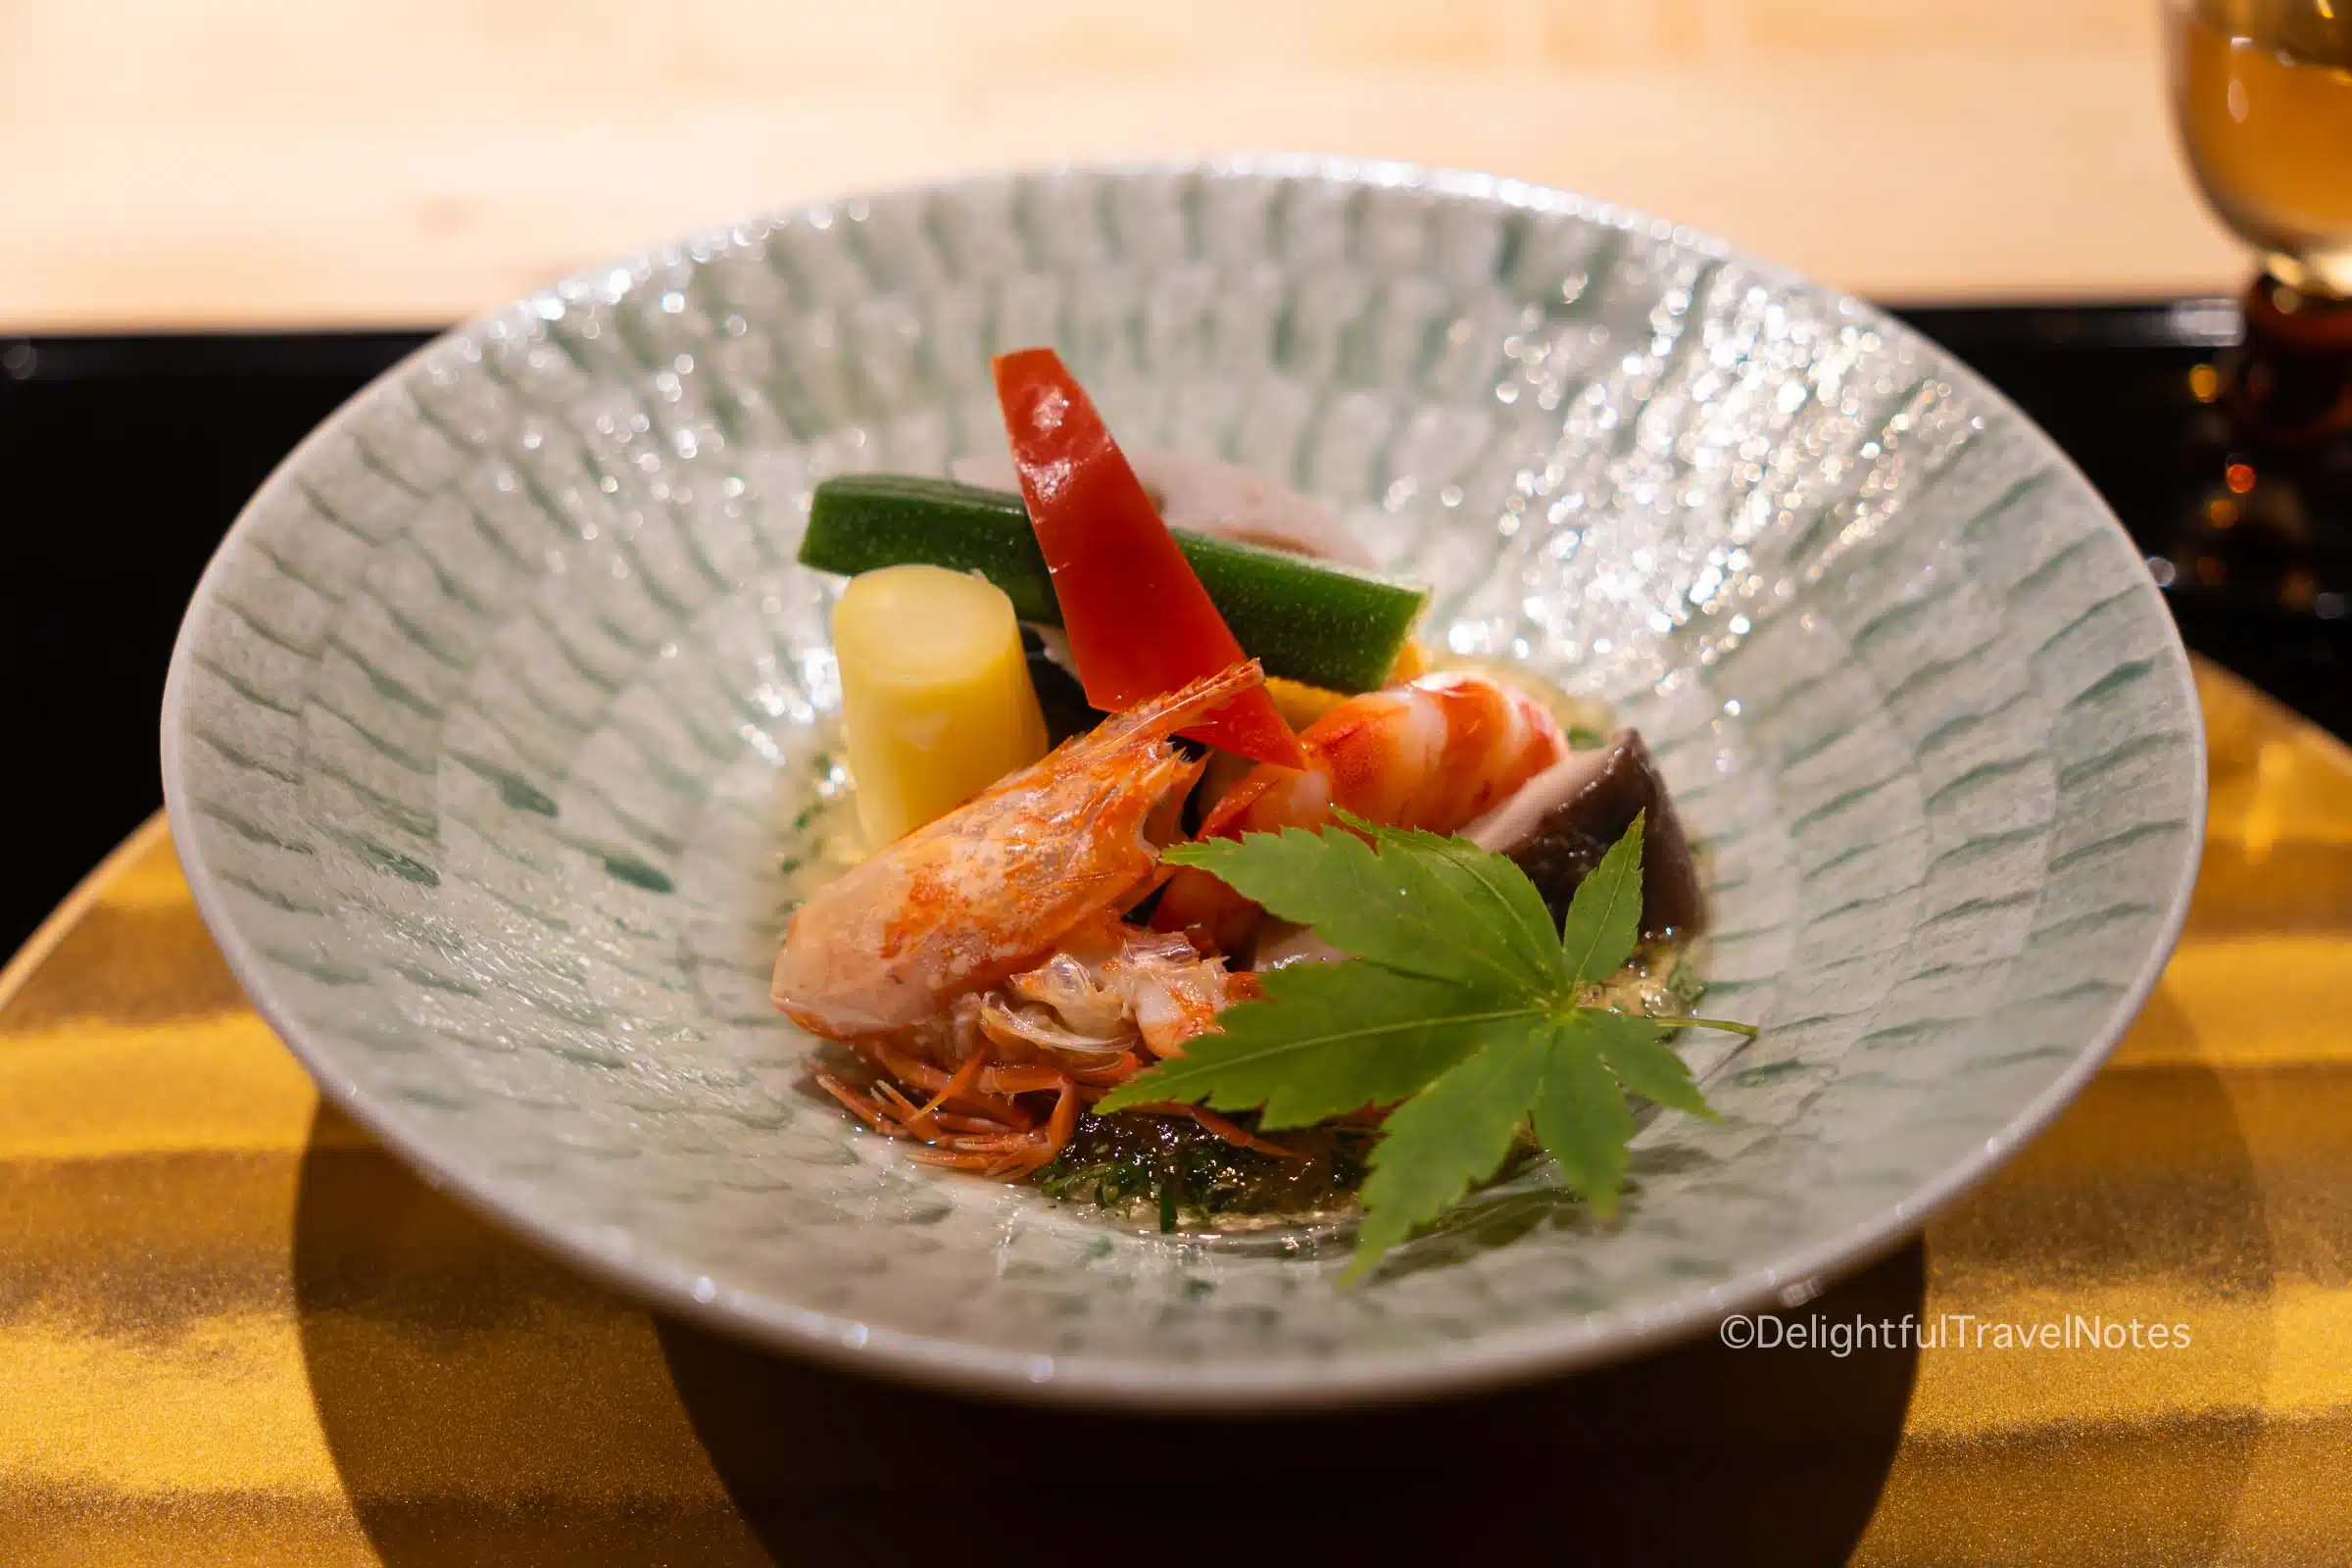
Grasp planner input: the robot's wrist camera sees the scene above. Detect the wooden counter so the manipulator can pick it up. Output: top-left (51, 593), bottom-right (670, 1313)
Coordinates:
top-left (0, 0), bottom-right (2244, 328)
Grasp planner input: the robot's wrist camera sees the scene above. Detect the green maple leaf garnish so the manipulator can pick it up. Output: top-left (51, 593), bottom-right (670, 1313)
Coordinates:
top-left (1095, 809), bottom-right (1758, 1282)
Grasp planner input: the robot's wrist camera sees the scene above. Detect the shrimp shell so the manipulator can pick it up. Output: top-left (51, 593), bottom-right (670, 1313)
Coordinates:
top-left (964, 921), bottom-right (1246, 1065)
top-left (1153, 670), bottom-right (1565, 951)
top-left (772, 662), bottom-right (1266, 1043)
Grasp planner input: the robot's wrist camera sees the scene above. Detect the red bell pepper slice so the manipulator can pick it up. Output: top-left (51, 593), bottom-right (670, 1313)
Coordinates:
top-left (991, 348), bottom-right (1306, 768)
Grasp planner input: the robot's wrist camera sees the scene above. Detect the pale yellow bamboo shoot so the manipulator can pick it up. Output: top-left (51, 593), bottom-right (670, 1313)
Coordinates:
top-left (830, 564), bottom-right (1049, 846)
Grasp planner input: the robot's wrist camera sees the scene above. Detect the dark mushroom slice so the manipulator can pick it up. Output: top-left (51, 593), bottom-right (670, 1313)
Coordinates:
top-left (1465, 730), bottom-right (1705, 939)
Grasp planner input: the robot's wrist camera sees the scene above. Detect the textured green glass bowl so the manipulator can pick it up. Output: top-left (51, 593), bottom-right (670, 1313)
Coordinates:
top-left (161, 159), bottom-right (2203, 1408)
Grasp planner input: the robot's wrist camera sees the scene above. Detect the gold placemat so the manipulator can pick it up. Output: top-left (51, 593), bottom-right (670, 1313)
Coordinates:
top-left (4, 660), bottom-right (2347, 1565)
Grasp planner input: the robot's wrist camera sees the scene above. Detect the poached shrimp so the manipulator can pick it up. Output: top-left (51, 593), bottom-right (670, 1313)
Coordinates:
top-left (773, 661), bottom-right (1272, 1176)
top-left (814, 921), bottom-right (1278, 1179)
top-left (1154, 670), bottom-right (1567, 952)
top-left (961, 920), bottom-right (1257, 1067)
top-left (772, 661), bottom-right (1263, 1042)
